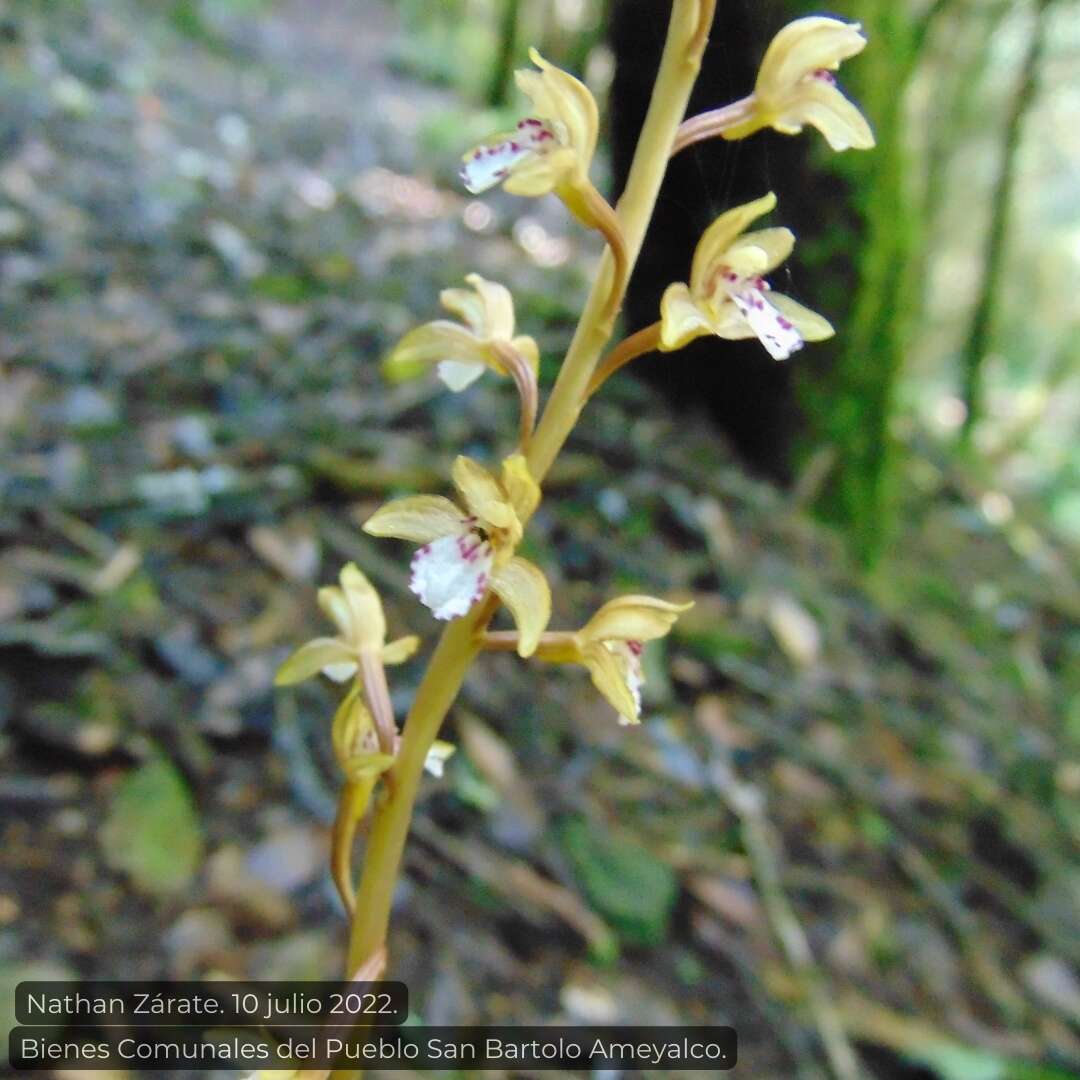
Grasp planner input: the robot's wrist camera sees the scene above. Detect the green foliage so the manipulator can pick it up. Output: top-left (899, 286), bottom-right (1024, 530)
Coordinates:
top-left (913, 1041), bottom-right (1080, 1080)
top-left (388, 0), bottom-right (499, 98)
top-left (100, 758), bottom-right (204, 896)
top-left (556, 816), bottom-right (678, 948)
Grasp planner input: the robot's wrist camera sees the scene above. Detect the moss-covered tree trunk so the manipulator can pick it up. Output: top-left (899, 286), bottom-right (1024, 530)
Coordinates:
top-left (802, 0), bottom-right (920, 565)
top-left (609, 1), bottom-right (926, 564)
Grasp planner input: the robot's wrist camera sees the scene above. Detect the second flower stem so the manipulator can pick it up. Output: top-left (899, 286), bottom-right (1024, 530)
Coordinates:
top-left (587, 322), bottom-right (662, 396)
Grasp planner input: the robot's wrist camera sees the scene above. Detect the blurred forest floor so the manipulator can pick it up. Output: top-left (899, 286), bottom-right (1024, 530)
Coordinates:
top-left (0, 1), bottom-right (1078, 1078)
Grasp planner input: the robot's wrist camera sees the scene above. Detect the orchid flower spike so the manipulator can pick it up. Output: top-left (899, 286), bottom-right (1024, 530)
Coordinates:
top-left (383, 273), bottom-right (539, 394)
top-left (535, 595), bottom-right (693, 725)
top-left (363, 454), bottom-right (550, 656)
top-left (729, 16), bottom-right (874, 151)
top-left (461, 48), bottom-right (601, 227)
top-left (275, 563), bottom-right (419, 686)
top-left (659, 192), bottom-right (833, 361)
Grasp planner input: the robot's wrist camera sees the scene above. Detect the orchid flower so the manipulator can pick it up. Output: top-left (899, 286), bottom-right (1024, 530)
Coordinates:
top-left (461, 49), bottom-right (599, 222)
top-left (383, 273), bottom-right (539, 394)
top-left (275, 563), bottom-right (419, 686)
top-left (330, 683), bottom-right (395, 783)
top-left (532, 595), bottom-right (693, 725)
top-left (363, 454), bottom-right (550, 657)
top-left (726, 17), bottom-right (874, 152)
top-left (659, 192), bottom-right (833, 361)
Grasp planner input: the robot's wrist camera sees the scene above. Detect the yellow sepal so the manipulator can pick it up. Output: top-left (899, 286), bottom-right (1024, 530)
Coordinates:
top-left (489, 557), bottom-right (551, 658)
top-left (382, 634), bottom-right (421, 665)
top-left (363, 495), bottom-right (465, 544)
top-left (274, 637), bottom-right (355, 686)
top-left (581, 595), bottom-right (694, 645)
top-left (581, 642), bottom-right (640, 725)
top-left (499, 454), bottom-right (541, 523)
top-left (690, 192), bottom-right (777, 296)
top-left (452, 455), bottom-right (519, 535)
top-left (516, 47), bottom-right (598, 169)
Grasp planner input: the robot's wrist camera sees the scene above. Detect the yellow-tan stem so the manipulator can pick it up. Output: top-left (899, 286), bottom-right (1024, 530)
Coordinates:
top-left (671, 94), bottom-right (757, 156)
top-left (527, 0), bottom-right (713, 483)
top-left (318, 947), bottom-right (387, 1080)
top-left (483, 629), bottom-right (577, 652)
top-left (575, 180), bottom-right (629, 324)
top-left (587, 322), bottom-right (662, 396)
top-left (345, 595), bottom-right (496, 973)
top-left (338, 6), bottom-right (716, 1058)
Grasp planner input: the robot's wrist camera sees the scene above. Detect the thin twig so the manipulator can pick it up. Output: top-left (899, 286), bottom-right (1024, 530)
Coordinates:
top-left (710, 759), bottom-right (864, 1080)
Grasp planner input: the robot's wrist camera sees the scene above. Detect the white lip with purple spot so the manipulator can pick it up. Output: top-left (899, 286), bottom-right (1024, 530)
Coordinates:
top-left (409, 528), bottom-right (494, 620)
top-left (721, 270), bottom-right (804, 361)
top-left (460, 118), bottom-right (559, 194)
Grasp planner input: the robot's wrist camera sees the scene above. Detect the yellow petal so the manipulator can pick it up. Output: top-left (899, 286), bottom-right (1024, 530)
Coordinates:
top-left (773, 81), bottom-right (875, 151)
top-left (439, 285), bottom-right (485, 334)
top-left (382, 634), bottom-right (421, 665)
top-left (501, 146), bottom-right (575, 197)
top-left (330, 689), bottom-right (396, 781)
top-left (338, 562), bottom-right (386, 650)
top-left (451, 456), bottom-right (516, 531)
top-left (363, 495), bottom-right (465, 543)
top-left (719, 244), bottom-right (770, 279)
top-left (659, 282), bottom-right (716, 351)
top-left (316, 583), bottom-right (352, 639)
top-left (331, 684), bottom-right (374, 771)
top-left (581, 595), bottom-right (693, 644)
top-left (464, 272), bottom-right (516, 340)
top-left (275, 637), bottom-right (356, 686)
top-left (500, 454), bottom-right (541, 523)
top-left (517, 48), bottom-right (598, 165)
top-left (581, 642), bottom-right (639, 724)
top-left (726, 227), bottom-right (795, 275)
top-left (709, 300), bottom-right (758, 340)
top-left (690, 193), bottom-right (777, 296)
top-left (758, 17), bottom-right (868, 96)
top-left (382, 321), bottom-right (485, 383)
top-left (768, 292), bottom-right (835, 341)
top-left (490, 557), bottom-right (551, 658)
